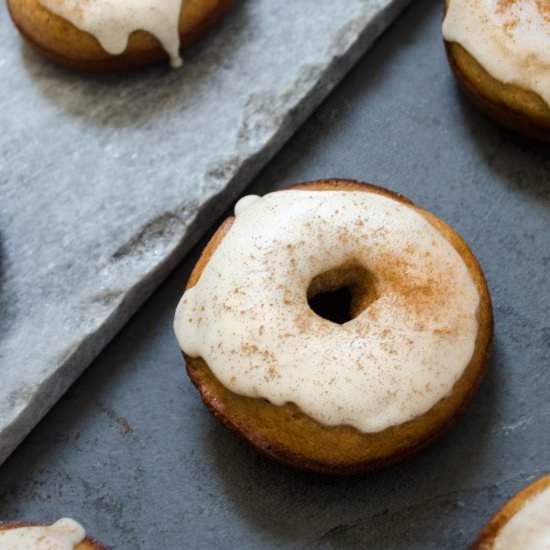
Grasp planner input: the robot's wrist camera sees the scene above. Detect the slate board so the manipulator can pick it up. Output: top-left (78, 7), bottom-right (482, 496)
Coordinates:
top-left (0, 0), bottom-right (411, 465)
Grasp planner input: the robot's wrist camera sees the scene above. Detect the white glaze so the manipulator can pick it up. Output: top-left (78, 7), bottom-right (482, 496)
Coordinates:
top-left (0, 518), bottom-right (85, 549)
top-left (234, 195), bottom-right (261, 216)
top-left (38, 0), bottom-right (185, 67)
top-left (494, 484), bottom-right (550, 549)
top-left (174, 190), bottom-right (481, 432)
top-left (443, 0), bottom-right (550, 107)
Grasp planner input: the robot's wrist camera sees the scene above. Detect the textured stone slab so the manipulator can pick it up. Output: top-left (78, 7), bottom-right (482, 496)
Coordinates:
top-left (0, 0), bottom-right (410, 465)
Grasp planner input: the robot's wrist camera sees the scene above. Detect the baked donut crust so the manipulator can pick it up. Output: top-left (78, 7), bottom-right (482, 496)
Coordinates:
top-left (7, 0), bottom-right (234, 72)
top-left (443, 1), bottom-right (550, 142)
top-left (471, 473), bottom-right (550, 549)
top-left (182, 179), bottom-right (493, 475)
top-left (0, 521), bottom-right (108, 549)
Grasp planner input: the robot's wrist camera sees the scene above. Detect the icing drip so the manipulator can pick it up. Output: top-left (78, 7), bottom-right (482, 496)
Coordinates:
top-left (443, 0), bottom-right (550, 107)
top-left (174, 190), bottom-right (481, 433)
top-left (38, 0), bottom-right (185, 67)
top-left (0, 518), bottom-right (86, 549)
top-left (494, 485), bottom-right (550, 549)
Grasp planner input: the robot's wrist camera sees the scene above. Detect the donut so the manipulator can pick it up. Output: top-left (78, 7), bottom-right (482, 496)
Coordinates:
top-left (442, 0), bottom-right (550, 142)
top-left (174, 179), bottom-right (493, 474)
top-left (0, 518), bottom-right (108, 549)
top-left (7, 0), bottom-right (234, 72)
top-left (472, 473), bottom-right (550, 549)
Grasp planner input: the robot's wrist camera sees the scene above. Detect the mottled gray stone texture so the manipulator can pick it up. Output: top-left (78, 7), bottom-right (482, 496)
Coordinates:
top-left (1, 1), bottom-right (549, 549)
top-left (0, 0), bottom-right (410, 466)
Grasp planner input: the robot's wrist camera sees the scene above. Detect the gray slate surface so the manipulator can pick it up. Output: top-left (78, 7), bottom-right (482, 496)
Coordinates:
top-left (0, 0), bottom-right (410, 465)
top-left (0, 1), bottom-right (550, 549)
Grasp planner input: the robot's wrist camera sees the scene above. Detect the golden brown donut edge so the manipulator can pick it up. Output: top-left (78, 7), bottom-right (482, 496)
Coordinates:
top-left (0, 521), bottom-right (109, 550)
top-left (7, 0), bottom-right (235, 72)
top-left (442, 0), bottom-right (550, 143)
top-left (181, 179), bottom-right (494, 475)
top-left (471, 473), bottom-right (550, 549)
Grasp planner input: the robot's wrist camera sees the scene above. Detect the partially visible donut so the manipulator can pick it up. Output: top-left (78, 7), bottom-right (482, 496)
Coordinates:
top-left (7, 0), bottom-right (234, 72)
top-left (442, 0), bottom-right (550, 142)
top-left (174, 179), bottom-right (493, 474)
top-left (0, 519), bottom-right (108, 549)
top-left (472, 473), bottom-right (550, 549)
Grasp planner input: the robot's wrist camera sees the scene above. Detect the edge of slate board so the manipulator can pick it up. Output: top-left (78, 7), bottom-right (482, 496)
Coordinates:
top-left (0, 0), bottom-right (411, 466)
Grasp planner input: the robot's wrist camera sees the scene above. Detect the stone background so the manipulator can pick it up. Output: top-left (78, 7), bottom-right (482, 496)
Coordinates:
top-left (1, 1), bottom-right (549, 548)
top-left (0, 0), bottom-right (409, 466)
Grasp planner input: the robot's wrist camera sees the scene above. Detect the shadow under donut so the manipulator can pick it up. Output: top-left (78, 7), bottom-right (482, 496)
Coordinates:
top-left (450, 85), bottom-right (550, 202)
top-left (19, 0), bottom-right (250, 128)
top-left (203, 343), bottom-right (501, 548)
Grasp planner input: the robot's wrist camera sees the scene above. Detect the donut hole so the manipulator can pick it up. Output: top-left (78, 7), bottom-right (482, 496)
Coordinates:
top-left (307, 263), bottom-right (378, 324)
top-left (308, 287), bottom-right (353, 324)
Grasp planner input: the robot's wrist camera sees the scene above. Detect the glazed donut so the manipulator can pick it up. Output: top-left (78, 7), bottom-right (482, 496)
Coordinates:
top-left (174, 179), bottom-right (493, 474)
top-left (7, 0), bottom-right (234, 72)
top-left (442, 0), bottom-right (550, 142)
top-left (472, 473), bottom-right (550, 549)
top-left (0, 518), bottom-right (108, 549)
